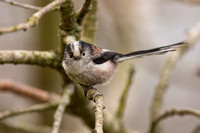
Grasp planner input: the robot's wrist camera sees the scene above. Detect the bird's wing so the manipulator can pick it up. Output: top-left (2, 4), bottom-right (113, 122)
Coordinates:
top-left (93, 51), bottom-right (121, 64)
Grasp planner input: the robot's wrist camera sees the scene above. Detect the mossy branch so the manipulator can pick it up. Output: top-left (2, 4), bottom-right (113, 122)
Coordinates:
top-left (115, 66), bottom-right (135, 119)
top-left (0, 50), bottom-right (61, 69)
top-left (59, 0), bottom-right (79, 57)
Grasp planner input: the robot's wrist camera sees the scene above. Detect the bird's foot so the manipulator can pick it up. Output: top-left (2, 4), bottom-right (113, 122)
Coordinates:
top-left (84, 86), bottom-right (96, 97)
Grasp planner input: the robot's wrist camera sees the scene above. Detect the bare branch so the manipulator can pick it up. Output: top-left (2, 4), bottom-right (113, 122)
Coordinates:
top-left (0, 50), bottom-right (61, 69)
top-left (0, 102), bottom-right (58, 120)
top-left (115, 66), bottom-right (135, 119)
top-left (51, 84), bottom-right (74, 133)
top-left (86, 88), bottom-right (104, 133)
top-left (0, 0), bottom-right (42, 11)
top-left (0, 0), bottom-right (67, 34)
top-left (149, 108), bottom-right (200, 133)
top-left (0, 80), bottom-right (61, 102)
top-left (77, 0), bottom-right (93, 25)
top-left (150, 21), bottom-right (200, 133)
top-left (81, 0), bottom-right (97, 44)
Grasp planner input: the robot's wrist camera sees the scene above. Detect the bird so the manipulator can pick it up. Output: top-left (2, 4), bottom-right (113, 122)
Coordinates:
top-left (62, 40), bottom-right (186, 96)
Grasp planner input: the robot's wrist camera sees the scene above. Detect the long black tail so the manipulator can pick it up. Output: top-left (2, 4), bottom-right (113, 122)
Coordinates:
top-left (115, 41), bottom-right (187, 62)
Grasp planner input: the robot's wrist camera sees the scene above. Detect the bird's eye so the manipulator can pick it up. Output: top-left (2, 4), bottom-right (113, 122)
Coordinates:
top-left (82, 52), bottom-right (85, 56)
top-left (69, 54), bottom-right (73, 58)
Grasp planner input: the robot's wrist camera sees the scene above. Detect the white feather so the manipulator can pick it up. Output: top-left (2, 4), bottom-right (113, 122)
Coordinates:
top-left (73, 41), bottom-right (80, 57)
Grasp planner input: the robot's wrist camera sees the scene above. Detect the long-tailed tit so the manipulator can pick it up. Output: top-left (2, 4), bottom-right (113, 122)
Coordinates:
top-left (62, 40), bottom-right (186, 95)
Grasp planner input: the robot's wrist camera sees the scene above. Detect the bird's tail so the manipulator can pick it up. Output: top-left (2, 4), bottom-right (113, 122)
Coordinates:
top-left (115, 41), bottom-right (187, 62)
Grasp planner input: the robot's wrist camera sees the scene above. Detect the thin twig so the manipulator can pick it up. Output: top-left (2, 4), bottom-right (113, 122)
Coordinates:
top-left (115, 66), bottom-right (135, 119)
top-left (0, 120), bottom-right (52, 133)
top-left (77, 0), bottom-right (93, 25)
top-left (0, 102), bottom-right (58, 120)
top-left (150, 21), bottom-right (200, 133)
top-left (0, 80), bottom-right (61, 102)
top-left (0, 50), bottom-right (61, 69)
top-left (87, 88), bottom-right (104, 133)
top-left (0, 0), bottom-right (66, 34)
top-left (0, 0), bottom-right (42, 11)
top-left (149, 108), bottom-right (200, 133)
top-left (51, 84), bottom-right (74, 133)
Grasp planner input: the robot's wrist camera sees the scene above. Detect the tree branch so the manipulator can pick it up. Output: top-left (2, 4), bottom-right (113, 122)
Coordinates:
top-left (77, 0), bottom-right (93, 25)
top-left (0, 0), bottom-right (67, 34)
top-left (59, 0), bottom-right (79, 58)
top-left (0, 102), bottom-right (58, 120)
top-left (81, 0), bottom-right (97, 44)
top-left (51, 84), bottom-right (74, 133)
top-left (0, 79), bottom-right (128, 132)
top-left (0, 80), bottom-right (60, 102)
top-left (86, 88), bottom-right (104, 133)
top-left (0, 50), bottom-right (61, 69)
top-left (59, 0), bottom-right (77, 31)
top-left (149, 108), bottom-right (200, 133)
top-left (115, 67), bottom-right (135, 119)
top-left (0, 0), bottom-right (42, 11)
top-left (150, 21), bottom-right (200, 133)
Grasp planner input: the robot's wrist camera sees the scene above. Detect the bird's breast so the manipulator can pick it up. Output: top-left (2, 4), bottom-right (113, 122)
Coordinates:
top-left (65, 60), bottom-right (118, 86)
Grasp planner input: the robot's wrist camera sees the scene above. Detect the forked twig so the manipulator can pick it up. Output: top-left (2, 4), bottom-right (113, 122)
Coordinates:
top-left (0, 0), bottom-right (66, 34)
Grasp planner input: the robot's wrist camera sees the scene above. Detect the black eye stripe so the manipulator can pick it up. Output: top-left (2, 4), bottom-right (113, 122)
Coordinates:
top-left (65, 43), bottom-right (75, 58)
top-left (79, 40), bottom-right (93, 55)
top-left (79, 44), bottom-right (84, 53)
top-left (69, 52), bottom-right (73, 57)
top-left (66, 44), bottom-right (73, 53)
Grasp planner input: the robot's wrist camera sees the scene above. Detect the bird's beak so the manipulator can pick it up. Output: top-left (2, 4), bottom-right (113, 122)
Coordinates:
top-left (74, 57), bottom-right (81, 61)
